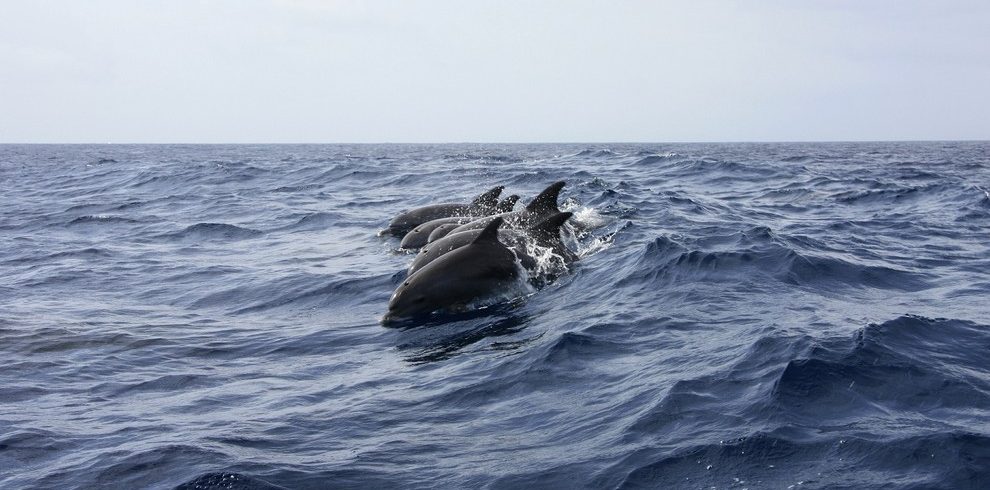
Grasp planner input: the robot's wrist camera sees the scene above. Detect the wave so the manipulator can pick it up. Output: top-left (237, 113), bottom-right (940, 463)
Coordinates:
top-left (158, 223), bottom-right (264, 241)
top-left (441, 152), bottom-right (524, 163)
top-left (121, 171), bottom-right (196, 190)
top-left (36, 445), bottom-right (231, 489)
top-left (422, 330), bottom-right (631, 404)
top-left (0, 428), bottom-right (64, 467)
top-left (97, 374), bottom-right (215, 397)
top-left (606, 430), bottom-right (989, 489)
top-left (574, 148), bottom-right (617, 157)
top-left (2, 247), bottom-right (112, 265)
top-left (533, 331), bottom-right (633, 368)
top-left (208, 160), bottom-right (267, 180)
top-left (608, 315), bottom-right (990, 488)
top-left (632, 152), bottom-right (680, 165)
top-left (771, 315), bottom-right (990, 417)
top-left (979, 187), bottom-right (990, 206)
top-left (66, 215), bottom-right (141, 226)
top-left (831, 182), bottom-right (974, 207)
top-left (624, 231), bottom-right (933, 292)
top-left (271, 183), bottom-right (322, 193)
top-left (62, 200), bottom-right (145, 214)
top-left (395, 312), bottom-right (536, 363)
top-left (272, 211), bottom-right (347, 232)
top-left (175, 472), bottom-right (286, 490)
top-left (662, 158), bottom-right (783, 178)
top-left (181, 272), bottom-right (394, 314)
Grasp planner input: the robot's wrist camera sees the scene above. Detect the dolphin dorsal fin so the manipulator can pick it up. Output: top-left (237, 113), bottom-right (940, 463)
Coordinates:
top-left (472, 216), bottom-right (504, 245)
top-left (496, 195), bottom-right (520, 213)
top-left (471, 185), bottom-right (505, 209)
top-left (525, 181), bottom-right (565, 214)
top-left (528, 212), bottom-right (573, 239)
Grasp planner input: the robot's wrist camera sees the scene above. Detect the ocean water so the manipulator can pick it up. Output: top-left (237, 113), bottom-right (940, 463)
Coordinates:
top-left (1, 142), bottom-right (989, 489)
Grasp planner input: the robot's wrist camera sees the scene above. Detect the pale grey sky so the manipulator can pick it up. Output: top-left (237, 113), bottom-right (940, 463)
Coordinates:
top-left (1, 0), bottom-right (988, 143)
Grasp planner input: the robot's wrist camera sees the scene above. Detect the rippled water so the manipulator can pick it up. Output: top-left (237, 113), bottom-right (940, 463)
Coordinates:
top-left (2, 142), bottom-right (989, 489)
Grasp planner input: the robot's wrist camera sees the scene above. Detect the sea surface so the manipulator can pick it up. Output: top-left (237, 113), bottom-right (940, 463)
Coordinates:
top-left (1, 142), bottom-right (989, 489)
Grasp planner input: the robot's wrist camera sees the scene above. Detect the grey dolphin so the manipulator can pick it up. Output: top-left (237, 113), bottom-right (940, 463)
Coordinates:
top-left (384, 217), bottom-right (520, 323)
top-left (399, 216), bottom-right (475, 250)
top-left (408, 211), bottom-right (575, 275)
top-left (445, 181), bottom-right (566, 237)
top-left (398, 194), bottom-right (522, 249)
top-left (385, 185), bottom-right (503, 236)
top-left (523, 181), bottom-right (565, 217)
top-left (516, 211), bottom-right (579, 265)
top-left (495, 194), bottom-right (520, 213)
top-left (426, 223), bottom-right (463, 243)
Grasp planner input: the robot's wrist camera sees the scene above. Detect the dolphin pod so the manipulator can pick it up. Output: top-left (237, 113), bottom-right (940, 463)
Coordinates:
top-left (382, 182), bottom-right (577, 324)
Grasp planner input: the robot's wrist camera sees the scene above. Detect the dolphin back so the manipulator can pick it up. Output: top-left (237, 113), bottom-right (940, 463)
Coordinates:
top-left (525, 181), bottom-right (565, 215)
top-left (386, 185), bottom-right (505, 236)
top-left (469, 185), bottom-right (505, 213)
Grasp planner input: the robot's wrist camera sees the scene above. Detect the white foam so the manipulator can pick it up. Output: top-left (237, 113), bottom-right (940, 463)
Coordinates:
top-left (567, 205), bottom-right (608, 230)
top-left (576, 232), bottom-right (616, 259)
top-left (521, 240), bottom-right (570, 280)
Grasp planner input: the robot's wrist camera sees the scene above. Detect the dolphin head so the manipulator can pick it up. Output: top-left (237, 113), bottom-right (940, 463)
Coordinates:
top-left (384, 259), bottom-right (511, 323)
top-left (384, 277), bottom-right (437, 322)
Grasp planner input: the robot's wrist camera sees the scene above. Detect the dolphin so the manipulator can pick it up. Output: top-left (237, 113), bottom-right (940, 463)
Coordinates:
top-left (523, 211), bottom-right (579, 264)
top-left (397, 194), bottom-right (522, 250)
top-left (385, 185), bottom-right (504, 237)
top-left (426, 223), bottom-right (463, 243)
top-left (495, 194), bottom-right (520, 213)
top-left (444, 181), bottom-right (565, 237)
top-left (408, 211), bottom-right (575, 275)
top-left (384, 217), bottom-right (520, 323)
top-left (399, 216), bottom-right (476, 250)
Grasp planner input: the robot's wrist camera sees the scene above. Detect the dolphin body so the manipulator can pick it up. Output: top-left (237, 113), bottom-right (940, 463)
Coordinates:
top-left (408, 211), bottom-right (575, 275)
top-left (399, 216), bottom-right (476, 250)
top-left (384, 217), bottom-right (520, 323)
top-left (426, 223), bottom-right (463, 243)
top-left (385, 185), bottom-right (504, 237)
top-left (398, 194), bottom-right (522, 250)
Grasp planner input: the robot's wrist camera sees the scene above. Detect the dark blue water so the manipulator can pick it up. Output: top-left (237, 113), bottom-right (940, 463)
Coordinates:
top-left (2, 143), bottom-right (989, 489)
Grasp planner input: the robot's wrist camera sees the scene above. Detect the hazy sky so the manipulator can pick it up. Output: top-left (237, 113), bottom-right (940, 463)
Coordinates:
top-left (2, 0), bottom-right (988, 143)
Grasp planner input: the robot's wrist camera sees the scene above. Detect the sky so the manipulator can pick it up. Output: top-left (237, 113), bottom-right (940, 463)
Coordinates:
top-left (1, 0), bottom-right (988, 143)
